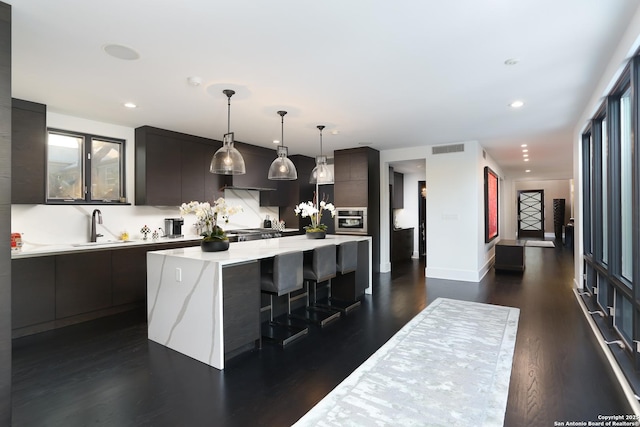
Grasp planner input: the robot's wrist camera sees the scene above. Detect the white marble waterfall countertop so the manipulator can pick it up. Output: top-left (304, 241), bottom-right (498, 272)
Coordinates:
top-left (151, 234), bottom-right (371, 266)
top-left (146, 234), bottom-right (372, 370)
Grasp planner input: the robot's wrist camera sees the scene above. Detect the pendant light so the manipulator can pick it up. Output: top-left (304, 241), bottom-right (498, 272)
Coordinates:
top-left (210, 89), bottom-right (246, 175)
top-left (310, 125), bottom-right (333, 184)
top-left (268, 110), bottom-right (298, 180)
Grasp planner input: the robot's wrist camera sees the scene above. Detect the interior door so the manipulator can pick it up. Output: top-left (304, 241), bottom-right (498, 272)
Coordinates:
top-left (518, 190), bottom-right (545, 239)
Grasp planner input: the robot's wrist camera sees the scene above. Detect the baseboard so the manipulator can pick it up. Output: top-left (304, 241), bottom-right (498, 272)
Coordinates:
top-left (426, 266), bottom-right (482, 282)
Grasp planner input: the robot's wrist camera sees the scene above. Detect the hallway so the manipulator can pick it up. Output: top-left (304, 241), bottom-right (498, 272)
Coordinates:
top-left (11, 245), bottom-right (631, 426)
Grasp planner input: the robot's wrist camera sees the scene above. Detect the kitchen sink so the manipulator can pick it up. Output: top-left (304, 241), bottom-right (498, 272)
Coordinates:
top-left (71, 240), bottom-right (133, 247)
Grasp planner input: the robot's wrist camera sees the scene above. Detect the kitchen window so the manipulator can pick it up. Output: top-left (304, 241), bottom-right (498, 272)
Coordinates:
top-left (47, 129), bottom-right (126, 203)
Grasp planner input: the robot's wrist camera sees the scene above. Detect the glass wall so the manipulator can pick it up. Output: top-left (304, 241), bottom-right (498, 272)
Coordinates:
top-left (582, 57), bottom-right (638, 365)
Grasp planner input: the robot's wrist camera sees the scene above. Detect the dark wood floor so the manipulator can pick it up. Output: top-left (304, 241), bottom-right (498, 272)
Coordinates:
top-left (11, 244), bottom-right (632, 426)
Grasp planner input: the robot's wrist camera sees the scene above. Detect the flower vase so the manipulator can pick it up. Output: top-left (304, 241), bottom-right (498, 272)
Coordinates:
top-left (201, 239), bottom-right (230, 252)
top-left (306, 230), bottom-right (326, 239)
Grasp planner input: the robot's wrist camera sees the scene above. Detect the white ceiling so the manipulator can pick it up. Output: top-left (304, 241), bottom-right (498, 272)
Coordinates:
top-left (7, 0), bottom-right (639, 180)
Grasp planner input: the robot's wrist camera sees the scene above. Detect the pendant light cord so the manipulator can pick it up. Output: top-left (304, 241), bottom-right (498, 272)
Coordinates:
top-left (317, 125), bottom-right (325, 156)
top-left (278, 110), bottom-right (287, 151)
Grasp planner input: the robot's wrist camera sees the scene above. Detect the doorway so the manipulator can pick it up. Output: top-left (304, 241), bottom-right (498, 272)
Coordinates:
top-left (418, 180), bottom-right (426, 257)
top-left (517, 189), bottom-right (545, 239)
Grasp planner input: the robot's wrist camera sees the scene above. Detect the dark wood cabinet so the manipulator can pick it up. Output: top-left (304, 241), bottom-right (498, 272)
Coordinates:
top-left (13, 240), bottom-right (201, 336)
top-left (12, 257), bottom-right (55, 329)
top-left (334, 147), bottom-right (380, 272)
top-left (222, 261), bottom-right (260, 357)
top-left (221, 142), bottom-right (277, 191)
top-left (135, 126), bottom-right (223, 205)
top-left (55, 251), bottom-right (112, 319)
top-left (111, 246), bottom-right (148, 306)
top-left (334, 148), bottom-right (379, 207)
top-left (12, 98), bottom-right (46, 204)
top-left (392, 228), bottom-right (414, 262)
top-left (393, 172), bottom-right (404, 209)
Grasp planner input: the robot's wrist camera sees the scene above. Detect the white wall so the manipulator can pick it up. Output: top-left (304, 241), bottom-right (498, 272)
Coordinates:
top-left (380, 141), bottom-right (503, 282)
top-left (11, 113), bottom-right (278, 249)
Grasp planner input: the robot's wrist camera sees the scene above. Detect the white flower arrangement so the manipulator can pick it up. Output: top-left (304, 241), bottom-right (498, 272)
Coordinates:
top-left (180, 198), bottom-right (242, 241)
top-left (294, 193), bottom-right (335, 232)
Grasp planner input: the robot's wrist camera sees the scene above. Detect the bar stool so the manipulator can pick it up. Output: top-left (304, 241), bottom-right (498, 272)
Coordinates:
top-left (260, 251), bottom-right (308, 346)
top-left (330, 241), bottom-right (361, 313)
top-left (302, 244), bottom-right (341, 327)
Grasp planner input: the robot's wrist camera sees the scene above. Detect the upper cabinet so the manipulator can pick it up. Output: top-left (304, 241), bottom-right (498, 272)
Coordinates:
top-left (334, 147), bottom-right (379, 208)
top-left (12, 99), bottom-right (47, 204)
top-left (393, 171), bottom-right (404, 209)
top-left (220, 142), bottom-right (278, 191)
top-left (135, 126), bottom-right (223, 206)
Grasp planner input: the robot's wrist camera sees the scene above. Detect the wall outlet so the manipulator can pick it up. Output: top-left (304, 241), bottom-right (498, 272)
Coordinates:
top-left (175, 268), bottom-right (182, 282)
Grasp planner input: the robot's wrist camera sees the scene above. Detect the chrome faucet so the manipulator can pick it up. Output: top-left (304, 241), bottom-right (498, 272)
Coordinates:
top-left (90, 209), bottom-right (103, 242)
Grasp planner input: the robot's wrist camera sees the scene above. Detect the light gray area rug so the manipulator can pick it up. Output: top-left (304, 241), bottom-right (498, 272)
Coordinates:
top-left (294, 298), bottom-right (520, 427)
top-left (525, 240), bottom-right (555, 247)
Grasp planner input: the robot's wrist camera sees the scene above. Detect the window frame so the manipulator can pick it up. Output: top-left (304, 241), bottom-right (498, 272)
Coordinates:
top-left (46, 128), bottom-right (127, 205)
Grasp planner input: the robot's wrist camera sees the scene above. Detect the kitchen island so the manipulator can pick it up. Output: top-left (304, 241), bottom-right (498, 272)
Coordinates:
top-left (147, 234), bottom-right (372, 370)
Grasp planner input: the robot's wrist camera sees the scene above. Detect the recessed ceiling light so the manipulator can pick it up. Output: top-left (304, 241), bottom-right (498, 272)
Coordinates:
top-left (523, 154), bottom-right (529, 157)
top-left (522, 149), bottom-right (528, 152)
top-left (331, 130), bottom-right (340, 135)
top-left (272, 140), bottom-right (280, 144)
top-left (358, 142), bottom-right (372, 146)
top-left (124, 102), bottom-right (137, 109)
top-left (521, 144), bottom-right (527, 147)
top-left (103, 44), bottom-right (140, 60)
top-left (509, 100), bottom-right (525, 108)
top-left (525, 169), bottom-right (531, 173)
top-left (504, 58), bottom-right (519, 66)
top-left (524, 158), bottom-right (530, 162)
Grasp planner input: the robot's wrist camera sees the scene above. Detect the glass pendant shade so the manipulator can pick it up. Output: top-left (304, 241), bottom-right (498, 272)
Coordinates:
top-left (210, 132), bottom-right (246, 175)
top-left (268, 146), bottom-right (298, 180)
top-left (268, 110), bottom-right (298, 180)
top-left (310, 155), bottom-right (333, 184)
top-left (309, 125), bottom-right (333, 184)
top-left (210, 89), bottom-right (246, 175)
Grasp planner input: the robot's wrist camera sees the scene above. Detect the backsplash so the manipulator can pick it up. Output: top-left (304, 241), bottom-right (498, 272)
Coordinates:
top-left (11, 189), bottom-right (278, 250)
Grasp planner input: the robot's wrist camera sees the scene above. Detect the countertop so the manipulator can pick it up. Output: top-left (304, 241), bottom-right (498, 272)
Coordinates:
top-left (11, 235), bottom-right (203, 259)
top-left (10, 228), bottom-right (303, 259)
top-left (149, 234), bottom-right (372, 267)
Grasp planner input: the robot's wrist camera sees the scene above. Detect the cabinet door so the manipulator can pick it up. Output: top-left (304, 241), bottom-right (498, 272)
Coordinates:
top-left (181, 140), bottom-right (206, 203)
top-left (55, 252), bottom-right (112, 319)
top-left (334, 180), bottom-right (368, 207)
top-left (136, 131), bottom-right (182, 205)
top-left (224, 143), bottom-right (277, 190)
top-left (111, 247), bottom-right (148, 306)
top-left (393, 172), bottom-right (404, 209)
top-left (12, 257), bottom-right (55, 329)
top-left (12, 99), bottom-right (46, 204)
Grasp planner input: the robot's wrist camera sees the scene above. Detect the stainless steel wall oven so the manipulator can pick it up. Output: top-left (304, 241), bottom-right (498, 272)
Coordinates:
top-left (335, 207), bottom-right (368, 234)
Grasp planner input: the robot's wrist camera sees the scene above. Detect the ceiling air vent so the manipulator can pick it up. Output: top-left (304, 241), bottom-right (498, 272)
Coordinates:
top-left (432, 143), bottom-right (465, 155)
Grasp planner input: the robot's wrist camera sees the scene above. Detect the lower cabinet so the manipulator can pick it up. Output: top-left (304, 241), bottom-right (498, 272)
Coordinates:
top-left (111, 246), bottom-right (148, 306)
top-left (392, 228), bottom-right (414, 262)
top-left (56, 251), bottom-right (112, 319)
top-left (12, 257), bottom-right (55, 329)
top-left (12, 240), bottom-right (201, 336)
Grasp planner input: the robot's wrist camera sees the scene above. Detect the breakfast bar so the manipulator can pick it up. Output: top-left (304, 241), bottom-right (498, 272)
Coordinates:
top-left (146, 234), bottom-right (372, 370)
